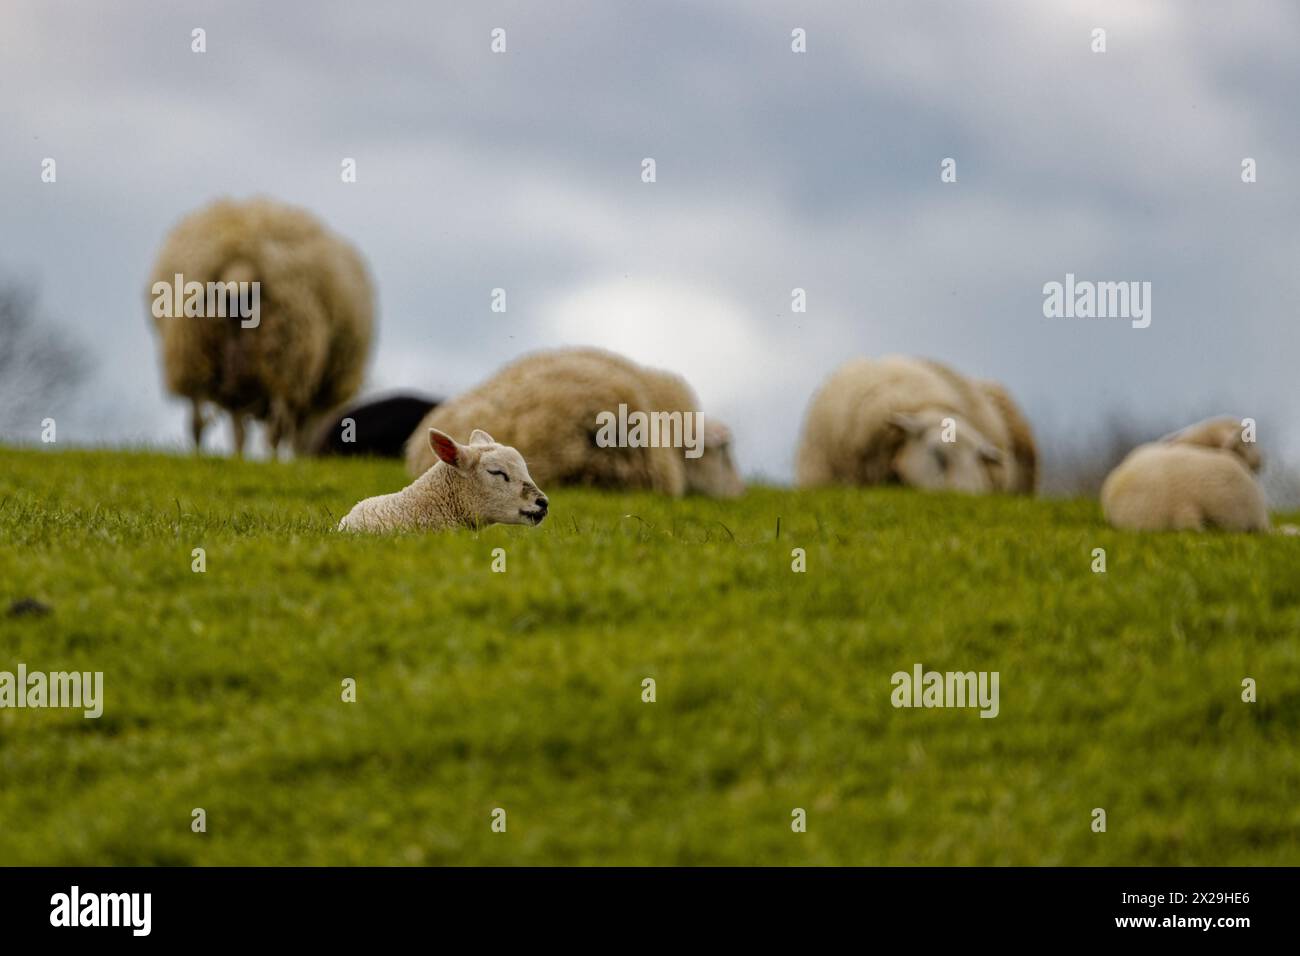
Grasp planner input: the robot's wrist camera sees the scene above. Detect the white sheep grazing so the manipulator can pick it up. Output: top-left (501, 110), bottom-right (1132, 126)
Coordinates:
top-left (795, 355), bottom-right (1014, 493)
top-left (340, 429), bottom-right (548, 533)
top-left (1160, 416), bottom-right (1261, 473)
top-left (1100, 442), bottom-right (1269, 533)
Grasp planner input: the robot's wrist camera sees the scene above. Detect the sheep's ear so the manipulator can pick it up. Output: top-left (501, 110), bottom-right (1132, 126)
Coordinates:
top-left (888, 412), bottom-right (925, 436)
top-left (978, 443), bottom-right (1003, 464)
top-left (428, 428), bottom-right (466, 468)
top-left (468, 429), bottom-right (495, 446)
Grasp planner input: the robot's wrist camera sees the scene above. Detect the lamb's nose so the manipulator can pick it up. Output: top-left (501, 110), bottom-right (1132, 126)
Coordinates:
top-left (536, 497), bottom-right (549, 513)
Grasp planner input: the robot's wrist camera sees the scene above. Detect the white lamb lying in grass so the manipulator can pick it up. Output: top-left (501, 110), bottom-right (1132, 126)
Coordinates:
top-left (339, 428), bottom-right (549, 533)
top-left (1101, 442), bottom-right (1269, 533)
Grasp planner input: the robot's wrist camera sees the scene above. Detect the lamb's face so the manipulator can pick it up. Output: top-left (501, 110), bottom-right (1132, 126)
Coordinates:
top-left (473, 440), bottom-right (550, 525)
top-left (427, 427), bottom-right (549, 526)
top-left (888, 411), bottom-right (1002, 494)
top-left (684, 417), bottom-right (745, 498)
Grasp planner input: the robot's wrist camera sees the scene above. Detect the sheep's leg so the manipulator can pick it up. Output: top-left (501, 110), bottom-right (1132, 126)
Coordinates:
top-left (266, 421), bottom-right (283, 460)
top-left (232, 414), bottom-right (248, 458)
top-left (267, 398), bottom-right (293, 461)
top-left (189, 401), bottom-right (206, 451)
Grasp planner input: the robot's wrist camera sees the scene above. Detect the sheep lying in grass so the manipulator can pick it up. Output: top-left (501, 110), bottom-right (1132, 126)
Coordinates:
top-left (340, 429), bottom-right (548, 533)
top-left (405, 347), bottom-right (745, 498)
top-left (796, 355), bottom-right (1024, 494)
top-left (1160, 416), bottom-right (1261, 473)
top-left (1101, 442), bottom-right (1269, 533)
top-left (147, 197), bottom-right (375, 456)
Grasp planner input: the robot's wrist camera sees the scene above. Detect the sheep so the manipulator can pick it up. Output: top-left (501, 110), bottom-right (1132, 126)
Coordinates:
top-left (1100, 442), bottom-right (1269, 532)
top-left (147, 197), bottom-right (375, 457)
top-left (340, 428), bottom-right (548, 532)
top-left (1159, 416), bottom-right (1261, 473)
top-left (795, 355), bottom-right (1018, 494)
top-left (306, 391), bottom-right (440, 458)
top-left (405, 347), bottom-right (745, 497)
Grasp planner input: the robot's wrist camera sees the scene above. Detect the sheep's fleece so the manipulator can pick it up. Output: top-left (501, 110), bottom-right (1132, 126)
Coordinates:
top-left (795, 355), bottom-right (1031, 493)
top-left (1101, 442), bottom-right (1269, 533)
top-left (147, 196), bottom-right (375, 455)
top-left (405, 347), bottom-right (743, 497)
top-left (340, 428), bottom-right (548, 532)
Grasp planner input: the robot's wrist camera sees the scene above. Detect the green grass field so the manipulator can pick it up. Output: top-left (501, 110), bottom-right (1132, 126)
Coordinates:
top-left (1, 446), bottom-right (1297, 865)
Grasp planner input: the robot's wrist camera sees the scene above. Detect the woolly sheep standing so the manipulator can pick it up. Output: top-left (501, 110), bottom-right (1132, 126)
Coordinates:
top-left (147, 197), bottom-right (375, 456)
top-left (1100, 442), bottom-right (1269, 533)
top-left (795, 355), bottom-right (1018, 493)
top-left (340, 428), bottom-right (548, 532)
top-left (1159, 416), bottom-right (1261, 473)
top-left (405, 348), bottom-right (745, 497)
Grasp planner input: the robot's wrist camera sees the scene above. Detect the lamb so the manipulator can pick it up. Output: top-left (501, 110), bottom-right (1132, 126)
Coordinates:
top-left (405, 347), bottom-right (745, 497)
top-left (795, 355), bottom-right (1021, 494)
top-left (1100, 442), bottom-right (1269, 533)
top-left (339, 428), bottom-right (548, 532)
top-left (1159, 416), bottom-right (1261, 473)
top-left (147, 197), bottom-right (375, 456)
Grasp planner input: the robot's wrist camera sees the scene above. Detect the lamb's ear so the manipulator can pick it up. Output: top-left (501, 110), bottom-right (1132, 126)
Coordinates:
top-left (888, 412), bottom-right (925, 436)
top-left (428, 428), bottom-right (467, 468)
top-left (468, 429), bottom-right (495, 446)
top-left (978, 442), bottom-right (1003, 464)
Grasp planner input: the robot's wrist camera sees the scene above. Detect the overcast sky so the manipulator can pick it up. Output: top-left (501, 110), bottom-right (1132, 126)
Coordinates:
top-left (2, 0), bottom-right (1296, 486)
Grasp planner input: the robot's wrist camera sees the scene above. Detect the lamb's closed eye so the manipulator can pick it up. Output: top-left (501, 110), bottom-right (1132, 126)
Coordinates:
top-left (487, 468), bottom-right (510, 482)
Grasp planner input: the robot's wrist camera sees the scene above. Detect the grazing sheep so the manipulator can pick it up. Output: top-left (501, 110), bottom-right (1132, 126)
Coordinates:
top-left (1160, 416), bottom-right (1261, 473)
top-left (795, 355), bottom-right (1016, 493)
top-left (306, 391), bottom-right (440, 458)
top-left (147, 197), bottom-right (375, 456)
top-left (340, 428), bottom-right (548, 532)
top-left (405, 347), bottom-right (745, 497)
top-left (1101, 442), bottom-right (1269, 533)
top-left (976, 379), bottom-right (1039, 494)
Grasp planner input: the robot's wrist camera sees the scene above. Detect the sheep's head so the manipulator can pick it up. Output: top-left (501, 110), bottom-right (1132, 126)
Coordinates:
top-left (1161, 416), bottom-right (1262, 473)
top-left (887, 410), bottom-right (1003, 493)
top-left (684, 417), bottom-right (745, 498)
top-left (427, 427), bottom-right (549, 526)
